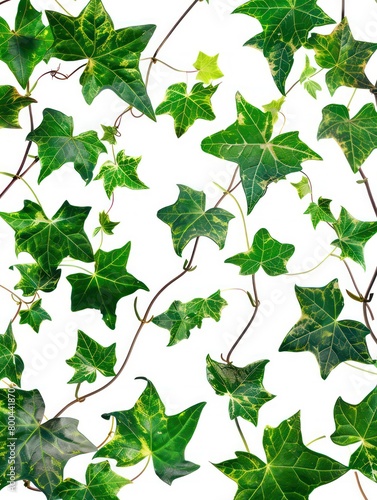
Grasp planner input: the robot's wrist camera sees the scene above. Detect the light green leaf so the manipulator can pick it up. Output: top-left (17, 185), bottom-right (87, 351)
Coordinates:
top-left (10, 263), bottom-right (61, 297)
top-left (94, 378), bottom-right (205, 485)
top-left (262, 96), bottom-right (285, 125)
top-left (279, 279), bottom-right (373, 379)
top-left (0, 323), bottom-right (23, 386)
top-left (19, 299), bottom-right (51, 333)
top-left (304, 197), bottom-right (336, 228)
top-left (206, 356), bottom-right (274, 425)
top-left (0, 85), bottom-right (35, 129)
top-left (93, 211), bottom-right (119, 236)
top-left (155, 82), bottom-right (218, 137)
top-left (157, 184), bottom-right (234, 256)
top-left (303, 79), bottom-right (322, 98)
top-left (290, 175), bottom-right (311, 199)
top-left (193, 52), bottom-right (224, 84)
top-left (300, 54), bottom-right (318, 82)
top-left (101, 125), bottom-right (118, 145)
top-left (201, 93), bottom-right (322, 213)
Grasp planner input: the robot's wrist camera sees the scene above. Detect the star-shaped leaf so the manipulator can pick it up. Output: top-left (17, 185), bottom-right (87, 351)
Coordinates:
top-left (152, 290), bottom-right (228, 346)
top-left (331, 385), bottom-right (377, 482)
top-left (0, 389), bottom-right (96, 497)
top-left (157, 184), bottom-right (234, 256)
top-left (318, 103), bottom-right (377, 172)
top-left (52, 461), bottom-right (130, 500)
top-left (233, 0), bottom-right (334, 93)
top-left (225, 228), bottom-right (295, 276)
top-left (94, 378), bottom-right (205, 485)
top-left (66, 330), bottom-right (116, 384)
top-left (0, 0), bottom-right (53, 88)
top-left (279, 279), bottom-right (373, 379)
top-left (0, 200), bottom-right (94, 275)
top-left (46, 0), bottom-right (156, 119)
top-left (155, 82), bottom-right (219, 137)
top-left (93, 211), bottom-right (119, 237)
top-left (10, 263), bottom-right (61, 297)
top-left (27, 108), bottom-right (107, 184)
top-left (303, 79), bottom-right (322, 99)
top-left (193, 52), bottom-right (224, 84)
top-left (101, 125), bottom-right (118, 145)
top-left (331, 207), bottom-right (377, 269)
top-left (304, 197), bottom-right (336, 228)
top-left (0, 323), bottom-right (23, 386)
top-left (206, 356), bottom-right (274, 425)
top-left (94, 151), bottom-right (148, 198)
top-left (0, 85), bottom-right (35, 129)
top-left (306, 18), bottom-right (377, 95)
top-left (67, 242), bottom-right (148, 330)
top-left (215, 412), bottom-right (348, 499)
top-left (19, 299), bottom-right (51, 333)
top-left (262, 96), bottom-right (285, 125)
top-left (201, 93), bottom-right (322, 213)
top-left (291, 175), bottom-right (311, 199)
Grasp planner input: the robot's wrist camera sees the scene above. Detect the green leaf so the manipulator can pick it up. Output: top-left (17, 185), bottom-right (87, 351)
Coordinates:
top-left (101, 125), bottom-right (118, 145)
top-left (94, 378), bottom-right (205, 485)
top-left (157, 184), bottom-right (234, 256)
top-left (0, 388), bottom-right (96, 497)
top-left (304, 197), bottom-right (336, 228)
top-left (303, 79), bottom-right (322, 99)
top-left (93, 211), bottom-right (119, 237)
top-left (19, 299), bottom-right (51, 333)
top-left (0, 0), bottom-right (53, 88)
top-left (233, 0), bottom-right (334, 93)
top-left (215, 412), bottom-right (348, 499)
top-left (0, 323), bottom-right (23, 386)
top-left (331, 207), bottom-right (377, 269)
top-left (279, 279), bottom-right (373, 379)
top-left (206, 356), bottom-right (274, 425)
top-left (225, 228), bottom-right (295, 276)
top-left (52, 461), bottom-right (130, 500)
top-left (0, 200), bottom-right (94, 275)
top-left (331, 385), bottom-right (377, 482)
top-left (10, 263), bottom-right (61, 297)
top-left (155, 82), bottom-right (218, 137)
top-left (0, 85), bottom-right (35, 129)
top-left (46, 0), bottom-right (156, 119)
top-left (152, 290), bottom-right (228, 346)
top-left (67, 242), bottom-right (148, 330)
top-left (318, 103), bottom-right (377, 172)
top-left (66, 330), bottom-right (116, 384)
top-left (27, 108), bottom-right (107, 184)
top-left (300, 54), bottom-right (317, 83)
top-left (262, 96), bottom-right (285, 125)
top-left (94, 151), bottom-right (148, 198)
top-left (201, 93), bottom-right (322, 213)
top-left (290, 175), bottom-right (311, 199)
top-left (306, 18), bottom-right (377, 95)
top-left (193, 51), bottom-right (224, 84)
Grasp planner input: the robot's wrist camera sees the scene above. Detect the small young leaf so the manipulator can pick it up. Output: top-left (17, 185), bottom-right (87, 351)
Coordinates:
top-left (291, 176), bottom-right (311, 199)
top-left (262, 96), bottom-right (285, 124)
top-left (101, 125), bottom-right (118, 145)
top-left (300, 55), bottom-right (317, 83)
top-left (93, 211), bottom-right (120, 236)
top-left (19, 299), bottom-right (51, 333)
top-left (0, 86), bottom-right (35, 129)
top-left (10, 263), bottom-right (61, 297)
top-left (193, 51), bottom-right (224, 84)
top-left (303, 79), bottom-right (322, 99)
top-left (304, 197), bottom-right (336, 228)
top-left (0, 323), bottom-right (23, 386)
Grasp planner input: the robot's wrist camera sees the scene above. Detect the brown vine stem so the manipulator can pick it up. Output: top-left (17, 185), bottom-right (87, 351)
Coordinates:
top-left (131, 455), bottom-right (151, 482)
top-left (363, 267), bottom-right (377, 344)
top-left (359, 168), bottom-right (377, 218)
top-left (355, 471), bottom-right (369, 500)
top-left (341, 259), bottom-right (374, 320)
top-left (0, 0), bottom-right (11, 5)
top-left (341, 0), bottom-right (346, 20)
top-left (23, 481), bottom-right (40, 492)
top-left (96, 416), bottom-right (115, 449)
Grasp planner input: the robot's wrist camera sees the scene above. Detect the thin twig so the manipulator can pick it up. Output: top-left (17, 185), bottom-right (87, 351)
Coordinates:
top-left (363, 268), bottom-right (377, 344)
top-left (342, 259), bottom-right (373, 319)
top-left (341, 0), bottom-right (346, 20)
top-left (235, 417), bottom-right (250, 453)
top-left (0, 0), bottom-right (12, 5)
top-left (355, 471), bottom-right (369, 500)
top-left (359, 168), bottom-right (377, 218)
top-left (23, 481), bottom-right (41, 492)
top-left (130, 456), bottom-right (151, 482)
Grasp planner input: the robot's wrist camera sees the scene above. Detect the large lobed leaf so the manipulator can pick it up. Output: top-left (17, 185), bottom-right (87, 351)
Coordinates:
top-left (11, 263), bottom-right (61, 297)
top-left (0, 323), bottom-right (23, 386)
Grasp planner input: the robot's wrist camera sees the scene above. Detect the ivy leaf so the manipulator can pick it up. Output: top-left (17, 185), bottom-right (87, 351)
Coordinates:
top-left (67, 242), bottom-right (148, 330)
top-left (152, 290), bottom-right (228, 346)
top-left (303, 79), bottom-right (322, 99)
top-left (0, 388), bottom-right (96, 497)
top-left (279, 279), bottom-right (373, 379)
top-left (201, 93), bottom-right (322, 213)
top-left (0, 0), bottom-right (53, 88)
top-left (193, 52), bottom-right (224, 84)
top-left (45, 0), bottom-right (156, 119)
top-left (19, 299), bottom-right (51, 333)
top-left (155, 82), bottom-right (219, 137)
top-left (215, 412), bottom-right (348, 499)
top-left (0, 85), bottom-right (35, 129)
top-left (290, 175), bottom-right (311, 199)
top-left (318, 103), bottom-right (377, 173)
top-left (300, 54), bottom-right (317, 82)
top-left (27, 108), bottom-right (106, 184)
top-left (94, 151), bottom-right (148, 198)
top-left (262, 96), bottom-right (285, 125)
top-left (95, 378), bottom-right (205, 485)
top-left (206, 356), bottom-right (274, 425)
top-left (157, 184), bottom-right (234, 256)
top-left (52, 461), bottom-right (130, 500)
top-left (93, 211), bottom-right (120, 237)
top-left (101, 125), bottom-right (118, 145)
top-left (306, 18), bottom-right (377, 95)
top-left (66, 330), bottom-right (116, 384)
top-left (331, 207), bottom-right (377, 269)
top-left (233, 0), bottom-right (334, 93)
top-left (304, 197), bottom-right (336, 228)
top-left (225, 228), bottom-right (295, 276)
top-left (0, 200), bottom-right (94, 275)
top-left (10, 263), bottom-right (61, 297)
top-left (0, 323), bottom-right (23, 386)
top-left (331, 385), bottom-right (377, 482)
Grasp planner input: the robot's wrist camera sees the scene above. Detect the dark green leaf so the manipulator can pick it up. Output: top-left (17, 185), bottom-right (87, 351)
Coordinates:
top-left (290, 176), bottom-right (311, 199)
top-left (262, 96), bottom-right (285, 125)
top-left (101, 125), bottom-right (118, 145)
top-left (0, 85), bottom-right (35, 129)
top-left (206, 356), bottom-right (274, 425)
top-left (193, 51), bottom-right (223, 84)
top-left (95, 378), bottom-right (205, 485)
top-left (157, 184), bottom-right (234, 256)
top-left (10, 263), bottom-right (61, 297)
top-left (0, 323), bottom-right (23, 386)
top-left (93, 211), bottom-right (119, 236)
top-left (304, 197), bottom-right (336, 228)
top-left (201, 93), bottom-right (321, 213)
top-left (46, 0), bottom-right (156, 119)
top-left (67, 242), bottom-right (148, 330)
top-left (66, 330), bottom-right (116, 384)
top-left (19, 299), bottom-right (51, 333)
top-left (27, 108), bottom-right (106, 184)
top-left (279, 279), bottom-right (373, 379)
